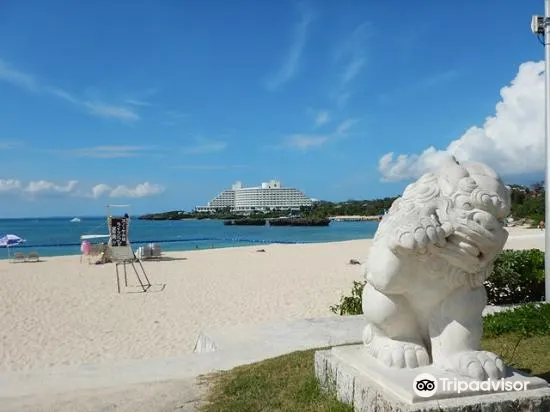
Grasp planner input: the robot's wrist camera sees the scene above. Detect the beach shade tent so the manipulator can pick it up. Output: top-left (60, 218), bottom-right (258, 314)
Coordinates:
top-left (0, 234), bottom-right (26, 258)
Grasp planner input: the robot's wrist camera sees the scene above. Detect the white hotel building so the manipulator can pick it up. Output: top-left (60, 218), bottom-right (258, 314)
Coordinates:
top-left (195, 180), bottom-right (314, 213)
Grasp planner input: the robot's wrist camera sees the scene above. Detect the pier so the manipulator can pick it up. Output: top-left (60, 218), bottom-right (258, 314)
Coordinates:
top-left (328, 215), bottom-right (382, 222)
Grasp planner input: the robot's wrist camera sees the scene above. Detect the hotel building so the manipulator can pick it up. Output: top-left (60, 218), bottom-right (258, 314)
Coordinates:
top-left (195, 180), bottom-right (313, 213)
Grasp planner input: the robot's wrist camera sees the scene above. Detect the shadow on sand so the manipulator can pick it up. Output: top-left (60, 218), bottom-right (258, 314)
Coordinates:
top-left (122, 283), bottom-right (167, 294)
top-left (141, 256), bottom-right (188, 262)
top-left (9, 259), bottom-right (48, 264)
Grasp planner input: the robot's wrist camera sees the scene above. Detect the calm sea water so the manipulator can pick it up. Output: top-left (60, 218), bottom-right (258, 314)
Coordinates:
top-left (0, 217), bottom-right (378, 259)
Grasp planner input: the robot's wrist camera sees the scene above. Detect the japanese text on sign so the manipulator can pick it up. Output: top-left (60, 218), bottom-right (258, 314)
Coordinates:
top-left (109, 217), bottom-right (129, 247)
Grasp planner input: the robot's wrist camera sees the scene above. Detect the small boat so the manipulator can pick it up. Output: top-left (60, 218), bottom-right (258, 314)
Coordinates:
top-left (70, 217), bottom-right (81, 223)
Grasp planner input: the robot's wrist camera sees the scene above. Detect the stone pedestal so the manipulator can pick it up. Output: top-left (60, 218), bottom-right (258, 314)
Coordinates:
top-left (315, 345), bottom-right (550, 411)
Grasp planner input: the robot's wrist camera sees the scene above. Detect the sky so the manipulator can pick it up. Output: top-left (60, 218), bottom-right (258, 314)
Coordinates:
top-left (0, 0), bottom-right (546, 217)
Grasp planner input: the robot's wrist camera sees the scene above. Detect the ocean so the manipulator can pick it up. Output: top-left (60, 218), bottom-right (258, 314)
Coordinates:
top-left (0, 217), bottom-right (379, 259)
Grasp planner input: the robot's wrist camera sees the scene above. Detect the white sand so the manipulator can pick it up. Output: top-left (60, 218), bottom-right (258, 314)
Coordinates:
top-left (0, 226), bottom-right (543, 373)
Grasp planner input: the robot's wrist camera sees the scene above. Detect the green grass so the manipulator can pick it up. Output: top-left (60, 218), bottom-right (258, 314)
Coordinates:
top-left (198, 347), bottom-right (353, 412)
top-left (481, 335), bottom-right (550, 381)
top-left (198, 334), bottom-right (550, 412)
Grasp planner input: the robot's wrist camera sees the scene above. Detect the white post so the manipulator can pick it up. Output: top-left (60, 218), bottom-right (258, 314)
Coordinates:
top-left (545, 0), bottom-right (550, 302)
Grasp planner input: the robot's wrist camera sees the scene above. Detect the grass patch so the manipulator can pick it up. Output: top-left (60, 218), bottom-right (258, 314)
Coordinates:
top-left (198, 347), bottom-right (352, 412)
top-left (481, 335), bottom-right (550, 381)
top-left (198, 335), bottom-right (550, 411)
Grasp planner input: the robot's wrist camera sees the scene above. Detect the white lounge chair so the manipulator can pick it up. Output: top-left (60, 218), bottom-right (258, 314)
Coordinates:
top-left (136, 244), bottom-right (161, 260)
top-left (136, 245), bottom-right (152, 260)
top-left (12, 252), bottom-right (25, 263)
top-left (26, 251), bottom-right (40, 262)
top-left (151, 243), bottom-right (162, 258)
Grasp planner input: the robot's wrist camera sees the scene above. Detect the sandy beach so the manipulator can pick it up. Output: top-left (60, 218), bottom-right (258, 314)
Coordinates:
top-left (0, 226), bottom-right (544, 373)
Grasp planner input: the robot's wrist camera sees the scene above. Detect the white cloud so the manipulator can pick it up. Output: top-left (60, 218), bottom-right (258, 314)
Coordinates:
top-left (123, 88), bottom-right (157, 107)
top-left (0, 60), bottom-right (37, 91)
top-left (315, 110), bottom-right (331, 127)
top-left (24, 180), bottom-right (78, 195)
top-left (173, 164), bottom-right (248, 170)
top-left (335, 118), bottom-right (358, 136)
top-left (329, 22), bottom-right (370, 108)
top-left (0, 178), bottom-right (78, 196)
top-left (379, 60), bottom-right (545, 181)
top-left (161, 110), bottom-right (190, 126)
top-left (83, 101), bottom-right (139, 122)
top-left (91, 182), bottom-right (165, 199)
top-left (0, 179), bottom-right (22, 192)
top-left (336, 92), bottom-right (351, 109)
top-left (335, 22), bottom-right (370, 86)
top-left (0, 60), bottom-right (140, 122)
top-left (124, 99), bottom-right (151, 107)
top-left (284, 134), bottom-right (328, 150)
top-left (277, 117), bottom-right (358, 151)
top-left (47, 87), bottom-right (79, 104)
top-left (91, 184), bottom-right (111, 198)
top-left (67, 146), bottom-right (153, 158)
top-left (265, 3), bottom-right (315, 90)
top-left (110, 183), bottom-right (164, 198)
top-left (0, 178), bottom-right (164, 200)
top-left (182, 138), bottom-right (228, 154)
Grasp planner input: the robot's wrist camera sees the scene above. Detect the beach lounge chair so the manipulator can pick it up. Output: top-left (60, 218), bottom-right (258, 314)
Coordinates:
top-left (12, 252), bottom-right (25, 263)
top-left (151, 243), bottom-right (162, 259)
top-left (141, 243), bottom-right (161, 260)
top-left (26, 251), bottom-right (39, 262)
top-left (136, 246), bottom-right (150, 260)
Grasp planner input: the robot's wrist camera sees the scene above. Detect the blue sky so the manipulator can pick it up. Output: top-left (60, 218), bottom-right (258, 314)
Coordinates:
top-left (0, 0), bottom-right (545, 217)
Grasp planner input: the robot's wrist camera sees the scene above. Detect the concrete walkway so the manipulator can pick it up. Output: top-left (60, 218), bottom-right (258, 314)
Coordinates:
top-left (0, 378), bottom-right (208, 412)
top-left (0, 306), bottom-right (519, 411)
top-left (0, 315), bottom-right (366, 411)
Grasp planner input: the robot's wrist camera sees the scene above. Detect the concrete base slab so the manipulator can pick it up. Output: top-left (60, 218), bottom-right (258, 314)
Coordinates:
top-left (193, 315), bottom-right (366, 353)
top-left (193, 307), bottom-right (517, 354)
top-left (315, 345), bottom-right (550, 411)
top-left (192, 307), bottom-right (518, 355)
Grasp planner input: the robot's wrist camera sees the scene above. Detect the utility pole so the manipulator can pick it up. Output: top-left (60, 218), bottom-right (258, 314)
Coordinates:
top-left (531, 0), bottom-right (550, 302)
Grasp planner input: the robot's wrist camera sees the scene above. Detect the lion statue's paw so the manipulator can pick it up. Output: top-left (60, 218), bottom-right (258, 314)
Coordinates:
top-left (446, 350), bottom-right (506, 381)
top-left (363, 324), bottom-right (430, 368)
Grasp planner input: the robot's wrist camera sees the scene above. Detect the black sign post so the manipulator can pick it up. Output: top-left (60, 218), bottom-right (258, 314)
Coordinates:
top-left (107, 214), bottom-right (151, 293)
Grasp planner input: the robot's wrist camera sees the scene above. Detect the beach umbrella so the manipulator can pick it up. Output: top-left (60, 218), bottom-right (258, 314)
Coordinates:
top-left (0, 234), bottom-right (25, 258)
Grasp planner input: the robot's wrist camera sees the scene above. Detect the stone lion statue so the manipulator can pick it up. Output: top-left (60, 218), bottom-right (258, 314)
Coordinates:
top-left (362, 156), bottom-right (511, 381)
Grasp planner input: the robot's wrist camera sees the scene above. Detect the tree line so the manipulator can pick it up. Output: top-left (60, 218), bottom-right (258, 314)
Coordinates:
top-left (138, 182), bottom-right (544, 222)
top-left (509, 181), bottom-right (544, 223)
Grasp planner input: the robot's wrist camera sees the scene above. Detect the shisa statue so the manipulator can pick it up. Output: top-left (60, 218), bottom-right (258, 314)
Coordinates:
top-left (361, 157), bottom-right (511, 381)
